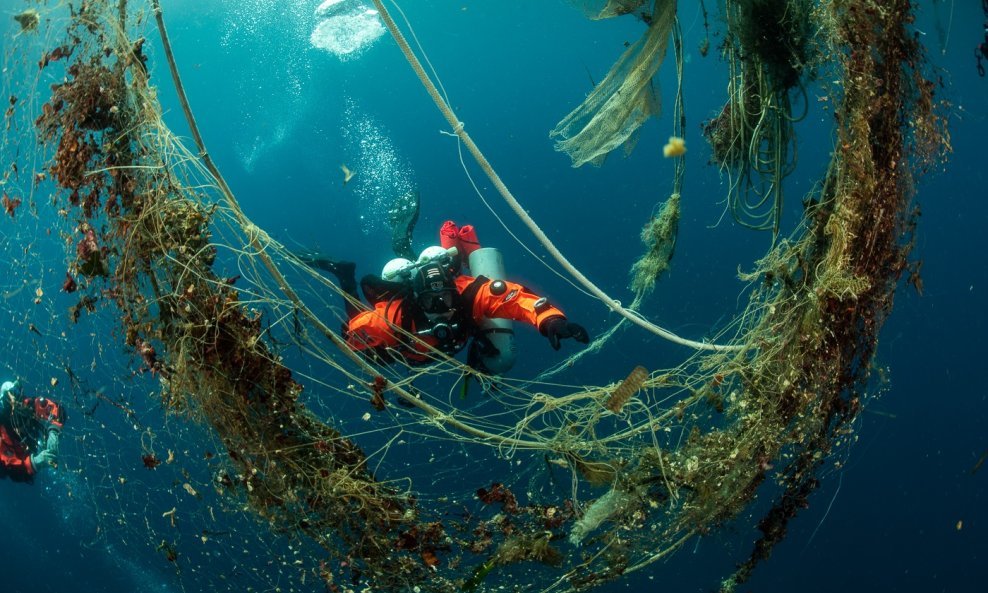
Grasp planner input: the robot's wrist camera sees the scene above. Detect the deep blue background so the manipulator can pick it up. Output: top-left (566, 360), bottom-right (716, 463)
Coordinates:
top-left (0, 1), bottom-right (985, 592)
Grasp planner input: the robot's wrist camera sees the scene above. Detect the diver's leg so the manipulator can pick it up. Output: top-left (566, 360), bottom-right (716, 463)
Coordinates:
top-left (331, 262), bottom-right (361, 319)
top-left (390, 189), bottom-right (420, 260)
top-left (305, 258), bottom-right (360, 318)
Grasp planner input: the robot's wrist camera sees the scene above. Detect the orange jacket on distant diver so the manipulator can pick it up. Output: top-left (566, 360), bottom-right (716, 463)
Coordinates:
top-left (346, 274), bottom-right (565, 365)
top-left (0, 396), bottom-right (64, 482)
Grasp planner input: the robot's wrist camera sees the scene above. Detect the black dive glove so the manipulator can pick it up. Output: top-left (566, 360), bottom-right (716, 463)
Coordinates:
top-left (542, 316), bottom-right (590, 351)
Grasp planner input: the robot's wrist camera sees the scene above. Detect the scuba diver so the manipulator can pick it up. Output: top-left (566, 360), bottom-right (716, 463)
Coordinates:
top-left (0, 380), bottom-right (64, 483)
top-left (304, 221), bottom-right (590, 372)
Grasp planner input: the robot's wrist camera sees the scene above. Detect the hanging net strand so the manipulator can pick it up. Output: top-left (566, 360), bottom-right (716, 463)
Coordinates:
top-left (570, 0), bottom-right (654, 20)
top-left (537, 20), bottom-right (691, 383)
top-left (550, 0), bottom-right (678, 167)
top-left (702, 0), bottom-right (815, 241)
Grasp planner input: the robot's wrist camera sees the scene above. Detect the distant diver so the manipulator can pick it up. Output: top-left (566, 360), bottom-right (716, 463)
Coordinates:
top-left (0, 380), bottom-right (65, 483)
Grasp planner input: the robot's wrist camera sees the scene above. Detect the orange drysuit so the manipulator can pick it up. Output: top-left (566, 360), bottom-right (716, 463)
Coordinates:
top-left (0, 396), bottom-right (64, 482)
top-left (346, 274), bottom-right (565, 365)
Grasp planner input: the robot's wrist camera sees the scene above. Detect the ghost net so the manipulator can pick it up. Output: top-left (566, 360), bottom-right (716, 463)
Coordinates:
top-left (0, 1), bottom-right (948, 592)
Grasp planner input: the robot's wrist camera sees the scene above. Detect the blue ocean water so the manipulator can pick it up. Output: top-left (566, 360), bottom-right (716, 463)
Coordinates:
top-left (0, 1), bottom-right (984, 592)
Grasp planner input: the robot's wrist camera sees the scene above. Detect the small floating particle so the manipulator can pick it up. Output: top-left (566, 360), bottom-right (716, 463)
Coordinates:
top-left (340, 164), bottom-right (355, 185)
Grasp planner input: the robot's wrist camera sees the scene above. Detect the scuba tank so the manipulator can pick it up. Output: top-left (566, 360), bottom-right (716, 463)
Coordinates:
top-left (467, 248), bottom-right (517, 375)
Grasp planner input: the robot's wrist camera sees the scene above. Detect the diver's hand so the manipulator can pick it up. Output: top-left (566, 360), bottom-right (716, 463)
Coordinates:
top-left (0, 380), bottom-right (18, 398)
top-left (29, 430), bottom-right (60, 472)
top-left (30, 448), bottom-right (56, 472)
top-left (542, 317), bottom-right (590, 351)
top-left (46, 429), bottom-right (60, 455)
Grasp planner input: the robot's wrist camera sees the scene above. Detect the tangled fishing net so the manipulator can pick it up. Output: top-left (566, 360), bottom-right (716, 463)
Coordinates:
top-left (0, 1), bottom-right (948, 592)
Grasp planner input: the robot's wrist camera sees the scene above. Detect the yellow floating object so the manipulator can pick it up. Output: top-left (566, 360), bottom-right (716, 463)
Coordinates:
top-left (663, 136), bottom-right (686, 158)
